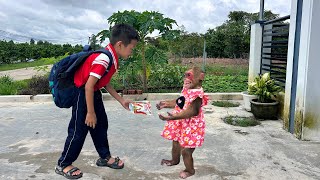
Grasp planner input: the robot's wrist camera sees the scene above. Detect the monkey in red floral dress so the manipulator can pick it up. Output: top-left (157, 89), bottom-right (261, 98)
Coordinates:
top-left (157, 66), bottom-right (208, 179)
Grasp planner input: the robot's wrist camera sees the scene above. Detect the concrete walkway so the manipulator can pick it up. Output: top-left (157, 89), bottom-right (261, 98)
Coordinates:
top-left (0, 100), bottom-right (319, 180)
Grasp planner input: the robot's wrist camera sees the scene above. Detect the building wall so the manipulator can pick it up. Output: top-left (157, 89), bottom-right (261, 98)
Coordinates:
top-left (300, 0), bottom-right (320, 141)
top-left (284, 0), bottom-right (320, 141)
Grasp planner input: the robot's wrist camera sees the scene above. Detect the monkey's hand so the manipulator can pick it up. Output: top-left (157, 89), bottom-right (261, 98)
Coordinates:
top-left (156, 101), bottom-right (167, 110)
top-left (158, 112), bottom-right (174, 121)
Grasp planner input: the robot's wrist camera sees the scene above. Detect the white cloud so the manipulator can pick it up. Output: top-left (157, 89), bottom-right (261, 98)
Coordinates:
top-left (0, 0), bottom-right (291, 45)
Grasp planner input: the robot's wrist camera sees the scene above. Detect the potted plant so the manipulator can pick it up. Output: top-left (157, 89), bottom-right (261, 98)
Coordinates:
top-left (242, 91), bottom-right (257, 112)
top-left (248, 73), bottom-right (282, 120)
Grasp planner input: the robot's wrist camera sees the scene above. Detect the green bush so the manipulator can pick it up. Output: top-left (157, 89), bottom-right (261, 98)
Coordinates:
top-left (0, 76), bottom-right (29, 95)
top-left (18, 75), bottom-right (49, 95)
top-left (203, 75), bottom-right (247, 92)
top-left (148, 64), bottom-right (187, 91)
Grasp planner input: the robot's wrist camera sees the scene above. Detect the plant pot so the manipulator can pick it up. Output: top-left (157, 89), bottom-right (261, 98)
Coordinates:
top-left (136, 89), bottom-right (143, 94)
top-left (127, 89), bottom-right (136, 94)
top-left (250, 99), bottom-right (279, 120)
top-left (242, 91), bottom-right (257, 111)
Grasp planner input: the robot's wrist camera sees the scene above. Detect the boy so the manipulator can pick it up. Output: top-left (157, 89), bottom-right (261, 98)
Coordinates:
top-left (55, 24), bottom-right (139, 179)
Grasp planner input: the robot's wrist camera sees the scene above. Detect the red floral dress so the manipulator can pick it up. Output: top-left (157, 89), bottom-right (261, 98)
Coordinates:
top-left (161, 87), bottom-right (208, 148)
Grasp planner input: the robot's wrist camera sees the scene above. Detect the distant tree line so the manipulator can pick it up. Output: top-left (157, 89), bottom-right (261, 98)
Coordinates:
top-left (0, 39), bottom-right (83, 64)
top-left (148, 10), bottom-right (279, 59)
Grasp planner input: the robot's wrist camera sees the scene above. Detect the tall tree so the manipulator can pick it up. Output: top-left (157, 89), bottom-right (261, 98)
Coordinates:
top-left (205, 10), bottom-right (279, 58)
top-left (97, 10), bottom-right (178, 91)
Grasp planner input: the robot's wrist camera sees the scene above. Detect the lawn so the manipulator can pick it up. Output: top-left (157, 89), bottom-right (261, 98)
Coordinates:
top-left (0, 58), bottom-right (249, 95)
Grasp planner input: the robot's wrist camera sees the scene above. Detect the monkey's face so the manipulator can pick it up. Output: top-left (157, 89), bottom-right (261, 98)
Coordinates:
top-left (183, 69), bottom-right (196, 89)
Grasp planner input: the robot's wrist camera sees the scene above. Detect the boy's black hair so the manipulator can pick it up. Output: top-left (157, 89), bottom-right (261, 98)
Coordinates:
top-left (110, 24), bottom-right (139, 46)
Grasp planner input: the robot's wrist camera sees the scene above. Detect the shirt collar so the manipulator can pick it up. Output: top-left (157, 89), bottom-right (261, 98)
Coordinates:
top-left (106, 43), bottom-right (119, 71)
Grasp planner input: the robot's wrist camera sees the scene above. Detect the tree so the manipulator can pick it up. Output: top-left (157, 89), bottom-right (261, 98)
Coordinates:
top-left (204, 10), bottom-right (279, 58)
top-left (97, 10), bottom-right (178, 91)
top-left (30, 38), bottom-right (35, 45)
top-left (89, 34), bottom-right (101, 50)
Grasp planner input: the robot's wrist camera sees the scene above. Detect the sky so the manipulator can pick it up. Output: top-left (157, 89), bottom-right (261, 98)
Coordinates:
top-left (0, 0), bottom-right (291, 45)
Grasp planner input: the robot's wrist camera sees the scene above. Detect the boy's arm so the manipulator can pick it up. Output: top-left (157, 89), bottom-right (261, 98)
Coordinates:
top-left (85, 76), bottom-right (99, 128)
top-left (159, 97), bottom-right (202, 121)
top-left (105, 83), bottom-right (130, 110)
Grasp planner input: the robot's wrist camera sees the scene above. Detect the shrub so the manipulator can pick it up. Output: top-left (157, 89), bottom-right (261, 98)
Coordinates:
top-left (212, 101), bottom-right (240, 107)
top-left (18, 75), bottom-right (49, 95)
top-left (148, 64), bottom-right (187, 91)
top-left (203, 75), bottom-right (247, 92)
top-left (0, 76), bottom-right (29, 95)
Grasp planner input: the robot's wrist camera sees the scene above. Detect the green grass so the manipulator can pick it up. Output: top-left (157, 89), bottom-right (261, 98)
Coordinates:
top-left (203, 75), bottom-right (248, 92)
top-left (205, 65), bottom-right (248, 76)
top-left (212, 101), bottom-right (240, 107)
top-left (0, 55), bottom-right (66, 71)
top-left (224, 116), bottom-right (260, 127)
top-left (0, 76), bottom-right (29, 95)
top-left (0, 59), bottom-right (249, 94)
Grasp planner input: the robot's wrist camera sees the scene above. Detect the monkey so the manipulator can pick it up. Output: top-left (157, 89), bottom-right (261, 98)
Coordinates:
top-left (157, 66), bottom-right (208, 179)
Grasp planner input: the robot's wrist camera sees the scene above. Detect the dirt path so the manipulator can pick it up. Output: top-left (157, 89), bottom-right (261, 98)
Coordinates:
top-left (0, 65), bottom-right (52, 81)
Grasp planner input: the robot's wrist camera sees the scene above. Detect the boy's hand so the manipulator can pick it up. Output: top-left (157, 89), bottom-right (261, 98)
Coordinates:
top-left (121, 99), bottom-right (132, 110)
top-left (158, 112), bottom-right (174, 121)
top-left (85, 112), bottom-right (97, 129)
top-left (156, 101), bottom-right (167, 110)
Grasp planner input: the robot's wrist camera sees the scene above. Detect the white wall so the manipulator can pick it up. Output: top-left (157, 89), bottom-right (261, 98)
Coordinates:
top-left (284, 0), bottom-right (320, 141)
top-left (300, 0), bottom-right (320, 141)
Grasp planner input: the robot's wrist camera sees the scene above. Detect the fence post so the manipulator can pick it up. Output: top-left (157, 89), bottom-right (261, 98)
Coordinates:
top-left (248, 22), bottom-right (263, 83)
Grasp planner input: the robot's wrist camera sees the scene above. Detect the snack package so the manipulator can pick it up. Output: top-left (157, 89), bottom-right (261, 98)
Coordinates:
top-left (129, 101), bottom-right (152, 115)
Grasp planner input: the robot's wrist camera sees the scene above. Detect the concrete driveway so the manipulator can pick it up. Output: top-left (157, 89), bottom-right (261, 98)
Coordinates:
top-left (0, 65), bottom-right (52, 81)
top-left (0, 101), bottom-right (320, 180)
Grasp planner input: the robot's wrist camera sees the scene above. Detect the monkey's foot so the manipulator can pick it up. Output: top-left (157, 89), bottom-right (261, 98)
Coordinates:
top-left (179, 170), bottom-right (195, 179)
top-left (160, 159), bottom-right (179, 166)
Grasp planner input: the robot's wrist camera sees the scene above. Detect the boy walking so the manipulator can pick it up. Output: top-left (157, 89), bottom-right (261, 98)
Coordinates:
top-left (55, 24), bottom-right (139, 179)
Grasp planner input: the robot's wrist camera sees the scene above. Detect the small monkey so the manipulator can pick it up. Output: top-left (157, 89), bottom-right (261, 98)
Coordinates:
top-left (157, 66), bottom-right (208, 179)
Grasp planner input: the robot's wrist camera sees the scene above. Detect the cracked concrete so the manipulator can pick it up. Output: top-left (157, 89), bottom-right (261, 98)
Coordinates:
top-left (0, 101), bottom-right (320, 180)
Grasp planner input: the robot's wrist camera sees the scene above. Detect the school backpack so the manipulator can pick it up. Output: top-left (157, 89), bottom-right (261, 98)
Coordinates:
top-left (48, 45), bottom-right (113, 108)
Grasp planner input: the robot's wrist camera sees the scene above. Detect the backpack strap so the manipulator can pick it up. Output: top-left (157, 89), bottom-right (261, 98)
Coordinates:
top-left (93, 49), bottom-right (113, 77)
top-left (62, 48), bottom-right (114, 79)
top-left (83, 45), bottom-right (92, 52)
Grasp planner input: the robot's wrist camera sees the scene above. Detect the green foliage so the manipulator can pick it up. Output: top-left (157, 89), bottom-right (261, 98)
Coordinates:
top-left (204, 10), bottom-right (279, 58)
top-left (167, 31), bottom-right (205, 58)
top-left (248, 73), bottom-right (282, 103)
top-left (0, 40), bottom-right (82, 65)
top-left (89, 34), bottom-right (102, 50)
top-left (97, 10), bottom-right (178, 43)
top-left (97, 10), bottom-right (178, 91)
top-left (0, 75), bottom-right (28, 95)
top-left (212, 101), bottom-right (240, 107)
top-left (224, 116), bottom-right (260, 127)
top-left (203, 75), bottom-right (247, 92)
top-left (205, 65), bottom-right (248, 76)
top-left (116, 44), bottom-right (169, 89)
top-left (18, 75), bottom-right (49, 95)
top-left (148, 64), bottom-right (186, 90)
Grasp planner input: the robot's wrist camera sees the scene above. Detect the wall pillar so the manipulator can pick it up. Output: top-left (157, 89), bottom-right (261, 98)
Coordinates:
top-left (248, 23), bottom-right (263, 83)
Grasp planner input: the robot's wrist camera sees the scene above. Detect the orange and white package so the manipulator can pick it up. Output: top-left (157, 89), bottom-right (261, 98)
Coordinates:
top-left (129, 101), bottom-right (152, 115)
